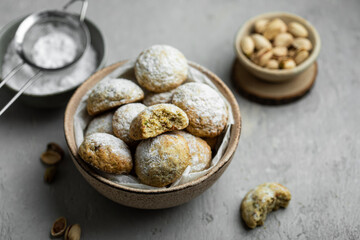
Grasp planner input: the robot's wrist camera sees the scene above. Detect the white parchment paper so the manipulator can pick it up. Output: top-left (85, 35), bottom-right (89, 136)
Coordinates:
top-left (74, 60), bottom-right (234, 189)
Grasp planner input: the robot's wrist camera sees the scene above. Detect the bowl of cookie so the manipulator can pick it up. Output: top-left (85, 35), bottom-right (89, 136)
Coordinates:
top-left (234, 12), bottom-right (321, 82)
top-left (64, 45), bottom-right (241, 209)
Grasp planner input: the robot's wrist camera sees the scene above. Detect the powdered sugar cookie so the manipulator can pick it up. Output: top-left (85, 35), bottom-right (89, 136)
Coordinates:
top-left (174, 131), bottom-right (212, 173)
top-left (112, 103), bottom-right (146, 145)
top-left (135, 133), bottom-right (190, 187)
top-left (135, 45), bottom-right (188, 93)
top-left (143, 89), bottom-right (176, 106)
top-left (172, 82), bottom-right (228, 137)
top-left (129, 103), bottom-right (189, 140)
top-left (87, 78), bottom-right (144, 116)
top-left (85, 111), bottom-right (114, 136)
top-left (78, 133), bottom-right (132, 174)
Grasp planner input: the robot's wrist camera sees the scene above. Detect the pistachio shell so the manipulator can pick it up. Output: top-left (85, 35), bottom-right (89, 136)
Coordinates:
top-left (254, 19), bottom-right (269, 33)
top-left (51, 217), bottom-right (67, 237)
top-left (47, 142), bottom-right (65, 158)
top-left (266, 59), bottom-right (279, 69)
top-left (65, 224), bottom-right (81, 240)
top-left (41, 150), bottom-right (62, 165)
top-left (263, 18), bottom-right (287, 40)
top-left (251, 34), bottom-right (272, 50)
top-left (240, 36), bottom-right (255, 56)
top-left (273, 46), bottom-right (288, 57)
top-left (292, 38), bottom-right (313, 51)
top-left (288, 22), bottom-right (308, 38)
top-left (295, 50), bottom-right (309, 64)
top-left (273, 33), bottom-right (294, 47)
top-left (280, 59), bottom-right (296, 69)
top-left (256, 49), bottom-right (273, 67)
top-left (44, 166), bottom-right (57, 183)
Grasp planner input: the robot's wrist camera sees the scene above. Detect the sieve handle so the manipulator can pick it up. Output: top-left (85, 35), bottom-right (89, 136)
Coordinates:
top-left (63, 0), bottom-right (88, 22)
top-left (0, 70), bottom-right (42, 117)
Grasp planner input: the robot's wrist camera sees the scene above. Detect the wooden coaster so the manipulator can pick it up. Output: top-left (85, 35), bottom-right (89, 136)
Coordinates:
top-left (231, 59), bottom-right (318, 105)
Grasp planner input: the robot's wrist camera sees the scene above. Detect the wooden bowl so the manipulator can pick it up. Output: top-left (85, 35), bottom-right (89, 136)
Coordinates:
top-left (64, 60), bottom-right (241, 209)
top-left (234, 12), bottom-right (321, 82)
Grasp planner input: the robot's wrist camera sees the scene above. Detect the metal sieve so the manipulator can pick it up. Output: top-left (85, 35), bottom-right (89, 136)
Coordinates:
top-left (0, 0), bottom-right (89, 116)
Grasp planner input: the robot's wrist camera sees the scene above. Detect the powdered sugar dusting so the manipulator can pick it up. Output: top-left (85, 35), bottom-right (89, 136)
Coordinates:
top-left (87, 78), bottom-right (144, 114)
top-left (113, 103), bottom-right (146, 144)
top-left (135, 45), bottom-right (188, 89)
top-left (90, 78), bottom-right (143, 100)
top-left (174, 131), bottom-right (211, 172)
top-left (143, 88), bottom-right (176, 106)
top-left (135, 134), bottom-right (184, 175)
top-left (172, 82), bottom-right (228, 135)
top-left (86, 133), bottom-right (131, 158)
top-left (86, 111), bottom-right (114, 136)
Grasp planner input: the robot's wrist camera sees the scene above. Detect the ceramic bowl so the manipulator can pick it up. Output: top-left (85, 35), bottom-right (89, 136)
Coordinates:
top-left (0, 16), bottom-right (106, 108)
top-left (64, 60), bottom-right (242, 209)
top-left (235, 12), bottom-right (321, 82)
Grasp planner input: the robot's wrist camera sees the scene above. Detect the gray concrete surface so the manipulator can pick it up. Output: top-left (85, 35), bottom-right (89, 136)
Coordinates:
top-left (0, 0), bottom-right (359, 239)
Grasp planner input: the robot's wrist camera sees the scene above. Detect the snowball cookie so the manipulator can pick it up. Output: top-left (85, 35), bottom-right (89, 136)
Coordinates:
top-left (87, 79), bottom-right (144, 116)
top-left (129, 103), bottom-right (189, 140)
top-left (172, 82), bottom-right (228, 137)
top-left (85, 111), bottom-right (114, 136)
top-left (174, 131), bottom-right (212, 173)
top-left (135, 45), bottom-right (188, 93)
top-left (143, 89), bottom-right (176, 106)
top-left (78, 133), bottom-right (132, 174)
top-left (241, 183), bottom-right (291, 229)
top-left (112, 103), bottom-right (147, 145)
top-left (135, 133), bottom-right (190, 187)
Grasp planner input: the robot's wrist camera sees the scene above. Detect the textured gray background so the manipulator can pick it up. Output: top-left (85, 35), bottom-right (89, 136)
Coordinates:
top-left (0, 0), bottom-right (359, 239)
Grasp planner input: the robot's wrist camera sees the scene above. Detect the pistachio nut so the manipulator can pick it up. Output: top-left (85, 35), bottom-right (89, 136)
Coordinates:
top-left (41, 150), bottom-right (62, 165)
top-left (51, 217), bottom-right (67, 237)
top-left (273, 33), bottom-right (294, 47)
top-left (272, 46), bottom-right (288, 57)
top-left (280, 59), bottom-right (296, 69)
top-left (251, 34), bottom-right (272, 50)
top-left (266, 59), bottom-right (279, 69)
top-left (263, 18), bottom-right (287, 40)
top-left (256, 49), bottom-right (273, 67)
top-left (65, 224), bottom-right (81, 240)
top-left (240, 36), bottom-right (255, 56)
top-left (254, 19), bottom-right (269, 34)
top-left (295, 50), bottom-right (309, 65)
top-left (292, 38), bottom-right (312, 51)
top-left (47, 142), bottom-right (65, 158)
top-left (288, 22), bottom-right (308, 38)
top-left (44, 166), bottom-right (57, 183)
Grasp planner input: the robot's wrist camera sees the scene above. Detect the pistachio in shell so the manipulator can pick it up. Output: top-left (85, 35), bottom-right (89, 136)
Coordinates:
top-left (273, 33), bottom-right (294, 48)
top-left (263, 18), bottom-right (287, 40)
top-left (251, 34), bottom-right (272, 50)
top-left (240, 36), bottom-right (255, 56)
top-left (273, 46), bottom-right (288, 57)
top-left (254, 19), bottom-right (269, 33)
top-left (44, 166), bottom-right (57, 183)
top-left (41, 150), bottom-right (62, 165)
top-left (288, 22), bottom-right (308, 38)
top-left (51, 217), bottom-right (67, 237)
top-left (257, 49), bottom-right (273, 67)
top-left (292, 38), bottom-right (312, 51)
top-left (266, 59), bottom-right (279, 69)
top-left (295, 50), bottom-right (310, 65)
top-left (47, 142), bottom-right (65, 158)
top-left (280, 59), bottom-right (296, 69)
top-left (65, 224), bottom-right (81, 240)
